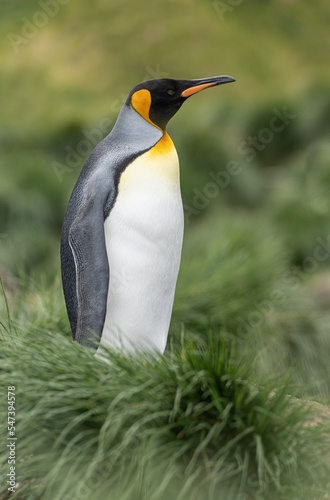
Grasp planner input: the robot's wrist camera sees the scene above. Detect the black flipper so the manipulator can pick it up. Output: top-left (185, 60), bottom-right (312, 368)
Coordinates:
top-left (66, 194), bottom-right (110, 348)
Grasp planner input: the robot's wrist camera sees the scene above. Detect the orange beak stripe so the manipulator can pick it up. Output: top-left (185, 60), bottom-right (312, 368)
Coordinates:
top-left (181, 82), bottom-right (217, 98)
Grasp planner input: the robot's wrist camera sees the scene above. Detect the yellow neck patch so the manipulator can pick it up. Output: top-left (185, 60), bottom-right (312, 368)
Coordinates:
top-left (131, 89), bottom-right (162, 130)
top-left (149, 132), bottom-right (174, 156)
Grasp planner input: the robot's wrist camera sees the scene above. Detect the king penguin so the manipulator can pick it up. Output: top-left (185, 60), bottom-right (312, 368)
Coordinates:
top-left (61, 75), bottom-right (235, 355)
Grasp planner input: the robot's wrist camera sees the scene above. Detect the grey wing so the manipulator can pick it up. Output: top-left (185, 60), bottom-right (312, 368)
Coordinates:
top-left (61, 174), bottom-right (115, 349)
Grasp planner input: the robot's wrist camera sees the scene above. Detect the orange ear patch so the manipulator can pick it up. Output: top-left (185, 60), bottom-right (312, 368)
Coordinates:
top-left (131, 89), bottom-right (156, 127)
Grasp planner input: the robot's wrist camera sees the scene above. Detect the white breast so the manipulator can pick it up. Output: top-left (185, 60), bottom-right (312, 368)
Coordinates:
top-left (98, 139), bottom-right (184, 355)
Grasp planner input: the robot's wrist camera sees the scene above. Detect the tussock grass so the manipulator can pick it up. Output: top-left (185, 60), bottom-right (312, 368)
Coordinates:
top-left (174, 214), bottom-right (286, 333)
top-left (171, 212), bottom-right (330, 400)
top-left (0, 325), bottom-right (328, 499)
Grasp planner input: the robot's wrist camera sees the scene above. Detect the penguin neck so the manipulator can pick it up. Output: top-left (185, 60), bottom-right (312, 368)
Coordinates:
top-left (150, 130), bottom-right (175, 156)
top-left (111, 104), bottom-right (164, 154)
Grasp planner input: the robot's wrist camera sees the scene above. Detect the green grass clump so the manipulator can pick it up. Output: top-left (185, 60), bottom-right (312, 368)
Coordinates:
top-left (0, 326), bottom-right (328, 500)
top-left (173, 212), bottom-right (286, 334)
top-left (171, 210), bottom-right (330, 401)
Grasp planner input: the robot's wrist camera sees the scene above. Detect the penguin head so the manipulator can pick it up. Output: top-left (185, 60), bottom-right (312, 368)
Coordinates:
top-left (127, 75), bottom-right (235, 131)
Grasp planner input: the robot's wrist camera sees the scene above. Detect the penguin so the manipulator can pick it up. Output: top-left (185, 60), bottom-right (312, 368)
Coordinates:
top-left (61, 75), bottom-right (235, 355)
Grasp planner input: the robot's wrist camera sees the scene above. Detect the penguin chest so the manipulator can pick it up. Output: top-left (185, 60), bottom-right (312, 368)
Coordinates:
top-left (101, 136), bottom-right (184, 353)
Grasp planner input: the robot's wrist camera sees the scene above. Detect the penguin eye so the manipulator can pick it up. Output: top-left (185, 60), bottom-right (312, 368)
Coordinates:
top-left (167, 89), bottom-right (175, 96)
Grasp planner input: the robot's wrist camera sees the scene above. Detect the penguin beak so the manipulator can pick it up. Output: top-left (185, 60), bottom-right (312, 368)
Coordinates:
top-left (180, 75), bottom-right (236, 98)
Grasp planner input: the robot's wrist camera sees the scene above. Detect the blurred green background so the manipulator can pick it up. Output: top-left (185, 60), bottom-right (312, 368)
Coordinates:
top-left (1, 0), bottom-right (330, 390)
top-left (1, 0), bottom-right (330, 276)
top-left (2, 0), bottom-right (330, 391)
top-left (1, 1), bottom-right (330, 498)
